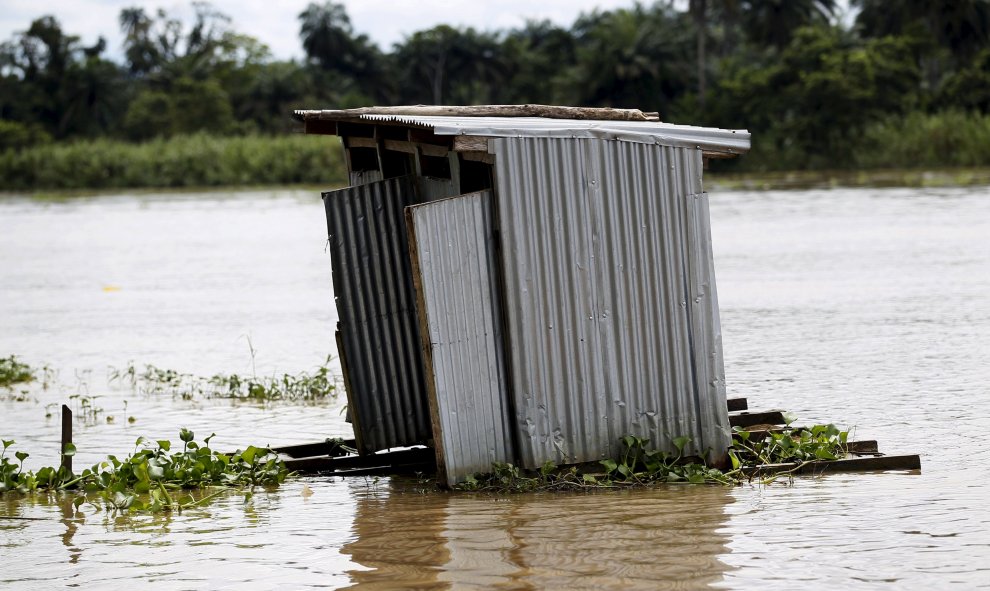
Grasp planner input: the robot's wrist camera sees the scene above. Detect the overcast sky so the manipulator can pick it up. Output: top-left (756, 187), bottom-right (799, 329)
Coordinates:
top-left (0, 0), bottom-right (657, 61)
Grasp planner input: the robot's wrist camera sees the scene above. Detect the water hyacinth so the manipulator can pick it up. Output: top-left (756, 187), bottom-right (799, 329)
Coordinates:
top-left (0, 431), bottom-right (289, 513)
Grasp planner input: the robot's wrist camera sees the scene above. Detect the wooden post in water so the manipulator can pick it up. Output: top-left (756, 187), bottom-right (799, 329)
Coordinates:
top-left (61, 404), bottom-right (72, 473)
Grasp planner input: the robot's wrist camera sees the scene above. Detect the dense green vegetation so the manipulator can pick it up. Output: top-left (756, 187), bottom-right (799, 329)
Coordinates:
top-left (0, 134), bottom-right (345, 191)
top-left (2, 0), bottom-right (989, 190)
top-left (1, 431), bottom-right (289, 513)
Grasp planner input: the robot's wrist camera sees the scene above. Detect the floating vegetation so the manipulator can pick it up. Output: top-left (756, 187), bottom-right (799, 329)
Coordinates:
top-left (730, 423), bottom-right (848, 466)
top-left (0, 355), bottom-right (34, 388)
top-left (108, 357), bottom-right (340, 402)
top-left (456, 426), bottom-right (850, 493)
top-left (0, 430), bottom-right (289, 513)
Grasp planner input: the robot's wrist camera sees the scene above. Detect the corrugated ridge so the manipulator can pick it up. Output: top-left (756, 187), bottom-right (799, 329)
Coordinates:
top-left (409, 191), bottom-right (515, 485)
top-left (493, 137), bottom-right (730, 468)
top-left (323, 175), bottom-right (432, 452)
top-left (357, 114), bottom-right (750, 152)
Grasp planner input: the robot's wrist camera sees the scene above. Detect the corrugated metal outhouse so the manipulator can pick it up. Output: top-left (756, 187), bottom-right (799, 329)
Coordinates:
top-left (294, 105), bottom-right (751, 486)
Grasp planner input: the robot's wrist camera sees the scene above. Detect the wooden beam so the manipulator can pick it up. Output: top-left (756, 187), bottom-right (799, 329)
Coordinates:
top-left (702, 149), bottom-right (738, 160)
top-left (272, 439), bottom-right (357, 459)
top-left (418, 143), bottom-right (450, 158)
top-left (408, 128), bottom-right (450, 146)
top-left (304, 119), bottom-right (337, 135)
top-left (453, 135), bottom-right (489, 152)
top-left (726, 397), bottom-right (748, 412)
top-left (337, 122), bottom-right (374, 138)
top-left (729, 409), bottom-right (786, 428)
top-left (742, 454), bottom-right (921, 477)
top-left (460, 150), bottom-right (495, 164)
top-left (383, 139), bottom-right (417, 154)
top-left (282, 446), bottom-right (436, 475)
top-left (344, 136), bottom-right (377, 149)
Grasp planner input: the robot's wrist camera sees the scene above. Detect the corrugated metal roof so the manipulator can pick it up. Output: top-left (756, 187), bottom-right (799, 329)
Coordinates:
top-left (359, 114), bottom-right (749, 153)
top-left (407, 190), bottom-right (515, 486)
top-left (323, 175), bottom-right (433, 452)
top-left (492, 137), bottom-right (731, 467)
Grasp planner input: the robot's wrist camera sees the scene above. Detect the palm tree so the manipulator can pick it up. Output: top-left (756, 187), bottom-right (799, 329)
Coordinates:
top-left (119, 7), bottom-right (159, 74)
top-left (501, 20), bottom-right (576, 104)
top-left (854, 0), bottom-right (990, 63)
top-left (741, 0), bottom-right (838, 48)
top-left (392, 25), bottom-right (470, 104)
top-left (569, 6), bottom-right (692, 112)
top-left (298, 1), bottom-right (354, 71)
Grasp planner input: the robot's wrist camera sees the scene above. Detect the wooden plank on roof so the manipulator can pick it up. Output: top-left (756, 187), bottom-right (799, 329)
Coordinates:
top-left (301, 104), bottom-right (661, 122)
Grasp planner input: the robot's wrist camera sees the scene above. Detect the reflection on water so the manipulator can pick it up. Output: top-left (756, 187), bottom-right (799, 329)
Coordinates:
top-left (2, 186), bottom-right (990, 589)
top-left (343, 481), bottom-right (733, 590)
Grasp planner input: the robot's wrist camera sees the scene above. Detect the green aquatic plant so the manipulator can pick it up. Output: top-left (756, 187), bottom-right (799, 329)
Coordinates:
top-left (457, 425), bottom-right (851, 493)
top-left (729, 424), bottom-right (848, 468)
top-left (108, 357), bottom-right (340, 402)
top-left (457, 435), bottom-right (732, 493)
top-left (0, 355), bottom-right (34, 388)
top-left (0, 430), bottom-right (290, 513)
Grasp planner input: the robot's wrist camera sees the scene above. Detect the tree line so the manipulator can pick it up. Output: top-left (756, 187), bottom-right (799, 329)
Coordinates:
top-left (2, 0), bottom-right (989, 170)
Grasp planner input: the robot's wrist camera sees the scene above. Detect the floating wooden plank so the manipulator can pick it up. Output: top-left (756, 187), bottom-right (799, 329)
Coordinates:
top-left (272, 439), bottom-right (357, 459)
top-left (733, 431), bottom-right (880, 456)
top-left (742, 454), bottom-right (921, 477)
top-left (282, 447), bottom-right (435, 475)
top-left (729, 410), bottom-right (786, 428)
top-left (726, 397), bottom-right (748, 412)
top-left (847, 440), bottom-right (879, 454)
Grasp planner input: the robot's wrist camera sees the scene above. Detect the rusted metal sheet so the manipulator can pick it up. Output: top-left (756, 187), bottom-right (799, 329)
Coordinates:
top-left (406, 190), bottom-right (515, 486)
top-left (323, 175), bottom-right (431, 453)
top-left (491, 137), bottom-right (732, 469)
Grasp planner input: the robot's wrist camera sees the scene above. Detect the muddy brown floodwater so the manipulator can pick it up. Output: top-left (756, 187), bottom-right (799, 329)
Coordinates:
top-left (1, 185), bottom-right (989, 589)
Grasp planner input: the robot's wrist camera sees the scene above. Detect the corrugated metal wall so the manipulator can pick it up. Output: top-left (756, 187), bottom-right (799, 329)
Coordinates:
top-left (323, 175), bottom-right (432, 452)
top-left (407, 190), bottom-right (515, 486)
top-left (491, 137), bottom-right (731, 467)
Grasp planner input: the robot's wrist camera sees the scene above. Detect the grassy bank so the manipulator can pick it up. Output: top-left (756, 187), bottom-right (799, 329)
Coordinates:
top-left (0, 133), bottom-right (347, 192)
top-left (3, 111), bottom-right (989, 193)
top-left (716, 110), bottom-right (990, 174)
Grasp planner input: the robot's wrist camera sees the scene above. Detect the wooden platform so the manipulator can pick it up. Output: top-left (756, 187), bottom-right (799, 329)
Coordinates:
top-left (274, 397), bottom-right (920, 478)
